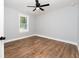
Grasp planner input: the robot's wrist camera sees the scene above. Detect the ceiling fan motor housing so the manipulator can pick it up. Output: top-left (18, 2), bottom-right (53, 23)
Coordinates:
top-left (36, 3), bottom-right (40, 7)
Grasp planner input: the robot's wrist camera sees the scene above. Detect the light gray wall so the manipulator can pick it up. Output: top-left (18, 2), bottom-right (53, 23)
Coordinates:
top-left (78, 16), bottom-right (79, 44)
top-left (36, 5), bottom-right (78, 43)
top-left (77, 4), bottom-right (79, 45)
top-left (4, 5), bottom-right (79, 44)
top-left (4, 7), bottom-right (35, 40)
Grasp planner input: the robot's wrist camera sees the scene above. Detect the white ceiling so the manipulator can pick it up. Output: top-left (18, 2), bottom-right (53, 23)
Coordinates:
top-left (4, 0), bottom-right (79, 15)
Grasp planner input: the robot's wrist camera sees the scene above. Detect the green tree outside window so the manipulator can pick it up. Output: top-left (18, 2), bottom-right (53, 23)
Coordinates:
top-left (20, 16), bottom-right (27, 30)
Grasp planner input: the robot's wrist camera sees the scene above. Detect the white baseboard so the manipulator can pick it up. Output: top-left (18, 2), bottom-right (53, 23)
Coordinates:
top-left (34, 34), bottom-right (77, 46)
top-left (4, 34), bottom-right (78, 46)
top-left (77, 43), bottom-right (79, 51)
top-left (4, 34), bottom-right (35, 43)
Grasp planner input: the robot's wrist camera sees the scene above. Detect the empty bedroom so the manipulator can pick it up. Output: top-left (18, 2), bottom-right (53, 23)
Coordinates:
top-left (4, 0), bottom-right (79, 58)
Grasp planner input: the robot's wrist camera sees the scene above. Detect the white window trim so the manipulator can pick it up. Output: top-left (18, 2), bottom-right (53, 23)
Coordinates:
top-left (19, 13), bottom-right (29, 33)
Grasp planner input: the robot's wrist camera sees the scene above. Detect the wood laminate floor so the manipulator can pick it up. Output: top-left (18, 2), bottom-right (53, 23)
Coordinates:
top-left (4, 36), bottom-right (79, 58)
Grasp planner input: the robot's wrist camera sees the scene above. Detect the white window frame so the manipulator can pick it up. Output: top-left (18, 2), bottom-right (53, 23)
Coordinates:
top-left (19, 13), bottom-right (29, 33)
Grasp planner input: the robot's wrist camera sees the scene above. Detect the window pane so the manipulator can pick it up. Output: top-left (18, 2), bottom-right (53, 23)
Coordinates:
top-left (20, 16), bottom-right (26, 23)
top-left (20, 16), bottom-right (27, 32)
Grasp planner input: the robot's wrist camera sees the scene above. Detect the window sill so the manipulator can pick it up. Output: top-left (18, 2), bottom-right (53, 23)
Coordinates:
top-left (20, 29), bottom-right (29, 33)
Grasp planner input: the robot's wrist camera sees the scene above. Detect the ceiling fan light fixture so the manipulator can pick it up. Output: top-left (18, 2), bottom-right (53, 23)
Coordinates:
top-left (36, 7), bottom-right (39, 10)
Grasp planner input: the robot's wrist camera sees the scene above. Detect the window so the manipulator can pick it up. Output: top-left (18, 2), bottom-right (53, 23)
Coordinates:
top-left (19, 14), bottom-right (29, 32)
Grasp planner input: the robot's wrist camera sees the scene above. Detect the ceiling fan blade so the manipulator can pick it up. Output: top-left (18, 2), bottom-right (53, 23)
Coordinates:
top-left (27, 6), bottom-right (36, 7)
top-left (33, 8), bottom-right (36, 11)
top-left (39, 8), bottom-right (44, 11)
top-left (40, 4), bottom-right (49, 7)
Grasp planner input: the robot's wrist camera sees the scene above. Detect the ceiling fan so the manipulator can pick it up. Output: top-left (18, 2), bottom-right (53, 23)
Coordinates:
top-left (27, 0), bottom-right (50, 11)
